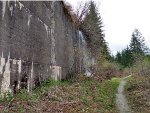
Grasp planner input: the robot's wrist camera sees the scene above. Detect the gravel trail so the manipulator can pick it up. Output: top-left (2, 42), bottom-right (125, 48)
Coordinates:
top-left (116, 78), bottom-right (131, 113)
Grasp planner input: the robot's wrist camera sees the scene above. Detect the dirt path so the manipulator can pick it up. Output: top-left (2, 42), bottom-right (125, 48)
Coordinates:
top-left (116, 77), bottom-right (131, 113)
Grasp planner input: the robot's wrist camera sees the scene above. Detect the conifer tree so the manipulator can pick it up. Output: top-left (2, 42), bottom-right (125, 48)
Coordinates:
top-left (115, 29), bottom-right (149, 68)
top-left (115, 47), bottom-right (133, 68)
top-left (129, 29), bottom-right (148, 55)
top-left (81, 1), bottom-right (110, 60)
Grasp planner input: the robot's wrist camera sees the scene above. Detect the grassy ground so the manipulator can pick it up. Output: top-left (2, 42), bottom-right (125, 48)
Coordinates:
top-left (125, 75), bottom-right (150, 113)
top-left (0, 75), bottom-right (120, 113)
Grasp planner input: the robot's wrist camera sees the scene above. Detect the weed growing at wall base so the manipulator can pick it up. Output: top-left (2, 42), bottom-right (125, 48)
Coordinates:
top-left (0, 92), bottom-right (13, 103)
top-left (0, 75), bottom-right (120, 112)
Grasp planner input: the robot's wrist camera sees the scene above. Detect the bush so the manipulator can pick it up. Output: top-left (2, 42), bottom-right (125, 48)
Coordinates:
top-left (95, 61), bottom-right (123, 80)
top-left (131, 57), bottom-right (150, 76)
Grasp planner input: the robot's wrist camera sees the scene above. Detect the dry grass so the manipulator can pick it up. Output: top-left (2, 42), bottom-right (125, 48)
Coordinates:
top-left (0, 75), bottom-right (120, 113)
top-left (125, 75), bottom-right (150, 113)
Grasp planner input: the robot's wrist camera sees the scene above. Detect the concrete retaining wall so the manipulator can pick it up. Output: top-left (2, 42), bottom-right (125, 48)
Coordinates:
top-left (0, 1), bottom-right (79, 96)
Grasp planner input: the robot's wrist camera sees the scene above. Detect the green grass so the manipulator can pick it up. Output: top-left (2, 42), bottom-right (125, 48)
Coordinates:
top-left (0, 78), bottom-right (71, 104)
top-left (98, 77), bottom-right (120, 112)
top-left (0, 76), bottom-right (121, 113)
top-left (0, 92), bottom-right (14, 103)
top-left (78, 76), bottom-right (120, 112)
top-left (124, 75), bottom-right (133, 90)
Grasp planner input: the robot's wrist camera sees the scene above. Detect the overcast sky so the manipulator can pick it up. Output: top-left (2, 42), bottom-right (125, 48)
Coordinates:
top-left (65, 0), bottom-right (150, 55)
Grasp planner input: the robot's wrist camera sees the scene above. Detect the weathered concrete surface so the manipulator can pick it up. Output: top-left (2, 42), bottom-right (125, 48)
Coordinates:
top-left (116, 79), bottom-right (131, 113)
top-left (0, 1), bottom-right (80, 96)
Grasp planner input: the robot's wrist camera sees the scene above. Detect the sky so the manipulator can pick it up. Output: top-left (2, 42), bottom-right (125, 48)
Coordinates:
top-left (65, 0), bottom-right (150, 55)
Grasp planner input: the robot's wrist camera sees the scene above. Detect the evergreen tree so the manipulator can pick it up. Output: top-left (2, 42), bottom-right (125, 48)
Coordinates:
top-left (121, 46), bottom-right (133, 67)
top-left (81, 1), bottom-right (110, 60)
top-left (129, 29), bottom-right (148, 55)
top-left (115, 46), bottom-right (133, 68)
top-left (115, 29), bottom-right (149, 68)
top-left (129, 29), bottom-right (149, 65)
top-left (115, 52), bottom-right (122, 64)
